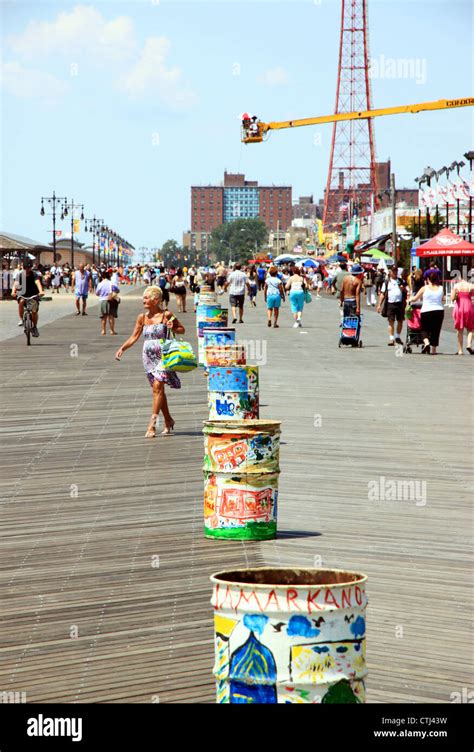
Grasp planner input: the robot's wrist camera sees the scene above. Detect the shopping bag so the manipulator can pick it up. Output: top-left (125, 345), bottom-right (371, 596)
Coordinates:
top-left (161, 338), bottom-right (198, 372)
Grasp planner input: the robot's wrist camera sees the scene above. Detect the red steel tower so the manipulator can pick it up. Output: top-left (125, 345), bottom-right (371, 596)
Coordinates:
top-left (323, 0), bottom-right (378, 230)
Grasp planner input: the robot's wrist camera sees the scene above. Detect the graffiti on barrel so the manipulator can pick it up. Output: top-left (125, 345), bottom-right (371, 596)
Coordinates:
top-left (208, 366), bottom-right (259, 421)
top-left (203, 421), bottom-right (281, 540)
top-left (196, 306), bottom-right (228, 337)
top-left (204, 473), bottom-right (278, 539)
top-left (211, 569), bottom-right (368, 703)
top-left (205, 345), bottom-right (246, 367)
top-left (203, 428), bottom-right (280, 473)
top-left (199, 327), bottom-right (235, 367)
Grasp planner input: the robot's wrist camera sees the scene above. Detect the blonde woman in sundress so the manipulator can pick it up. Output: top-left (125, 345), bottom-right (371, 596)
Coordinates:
top-left (115, 286), bottom-right (185, 437)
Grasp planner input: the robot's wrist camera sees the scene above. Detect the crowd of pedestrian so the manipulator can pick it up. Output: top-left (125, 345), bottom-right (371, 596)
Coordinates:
top-left (3, 254), bottom-right (474, 355)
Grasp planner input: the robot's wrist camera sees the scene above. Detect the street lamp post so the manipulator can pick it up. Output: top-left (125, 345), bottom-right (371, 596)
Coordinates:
top-left (40, 192), bottom-right (68, 265)
top-left (84, 216), bottom-right (104, 266)
top-left (62, 199), bottom-right (84, 268)
top-left (422, 167), bottom-right (436, 239)
top-left (450, 160), bottom-right (465, 235)
top-left (414, 176), bottom-right (426, 239)
top-left (436, 167), bottom-right (449, 231)
top-left (464, 151), bottom-right (474, 243)
top-left (464, 151), bottom-right (474, 242)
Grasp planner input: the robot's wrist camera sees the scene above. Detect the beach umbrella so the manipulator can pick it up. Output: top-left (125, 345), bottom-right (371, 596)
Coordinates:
top-left (364, 248), bottom-right (393, 260)
top-left (274, 254), bottom-right (305, 264)
top-left (297, 258), bottom-right (319, 268)
top-left (327, 253), bottom-right (347, 263)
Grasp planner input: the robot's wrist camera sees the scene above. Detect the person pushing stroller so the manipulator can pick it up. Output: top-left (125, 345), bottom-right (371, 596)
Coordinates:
top-left (340, 264), bottom-right (364, 316)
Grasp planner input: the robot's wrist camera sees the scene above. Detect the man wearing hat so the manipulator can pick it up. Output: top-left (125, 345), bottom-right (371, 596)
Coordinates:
top-left (340, 263), bottom-right (364, 317)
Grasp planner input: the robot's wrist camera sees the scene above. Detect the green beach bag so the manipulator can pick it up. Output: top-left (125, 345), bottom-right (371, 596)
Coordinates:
top-left (161, 336), bottom-right (198, 373)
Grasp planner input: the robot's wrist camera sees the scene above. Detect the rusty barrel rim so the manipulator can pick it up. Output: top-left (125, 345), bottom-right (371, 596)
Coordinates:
top-left (204, 419), bottom-right (280, 431)
top-left (210, 567), bottom-right (367, 588)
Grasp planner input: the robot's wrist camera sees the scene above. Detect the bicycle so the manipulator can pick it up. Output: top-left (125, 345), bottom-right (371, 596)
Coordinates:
top-left (19, 295), bottom-right (42, 346)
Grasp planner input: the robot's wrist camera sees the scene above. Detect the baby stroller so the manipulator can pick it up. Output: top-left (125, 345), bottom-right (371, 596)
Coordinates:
top-left (403, 303), bottom-right (423, 353)
top-left (339, 314), bottom-right (363, 348)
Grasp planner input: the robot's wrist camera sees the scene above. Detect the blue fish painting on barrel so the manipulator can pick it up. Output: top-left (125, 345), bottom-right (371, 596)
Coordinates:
top-left (208, 367), bottom-right (249, 392)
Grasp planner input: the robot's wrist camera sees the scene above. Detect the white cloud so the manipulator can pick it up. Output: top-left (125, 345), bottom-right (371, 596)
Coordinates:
top-left (7, 4), bottom-right (136, 63)
top-left (258, 66), bottom-right (291, 87)
top-left (4, 5), bottom-right (196, 110)
top-left (117, 36), bottom-right (198, 110)
top-left (0, 62), bottom-right (70, 102)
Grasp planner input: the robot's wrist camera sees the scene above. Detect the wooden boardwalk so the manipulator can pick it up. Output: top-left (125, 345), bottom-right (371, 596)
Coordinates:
top-left (0, 289), bottom-right (472, 703)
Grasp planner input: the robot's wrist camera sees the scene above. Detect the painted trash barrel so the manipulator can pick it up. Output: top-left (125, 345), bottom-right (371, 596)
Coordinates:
top-left (210, 567), bottom-right (368, 704)
top-left (208, 365), bottom-right (259, 420)
top-left (199, 327), bottom-right (236, 367)
top-left (199, 288), bottom-right (218, 305)
top-left (205, 344), bottom-right (247, 368)
top-left (196, 305), bottom-right (228, 337)
top-left (203, 419), bottom-right (279, 540)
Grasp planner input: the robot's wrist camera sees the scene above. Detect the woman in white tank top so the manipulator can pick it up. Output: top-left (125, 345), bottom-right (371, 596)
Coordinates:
top-left (409, 272), bottom-right (445, 354)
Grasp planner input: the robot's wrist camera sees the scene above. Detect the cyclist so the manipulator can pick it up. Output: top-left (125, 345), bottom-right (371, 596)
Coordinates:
top-left (12, 260), bottom-right (44, 337)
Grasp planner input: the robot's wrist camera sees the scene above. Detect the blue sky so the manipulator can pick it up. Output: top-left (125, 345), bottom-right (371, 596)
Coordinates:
top-left (1, 0), bottom-right (472, 253)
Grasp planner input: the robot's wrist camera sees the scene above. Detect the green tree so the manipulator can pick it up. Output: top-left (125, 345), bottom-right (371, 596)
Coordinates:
top-left (209, 219), bottom-right (268, 264)
top-left (159, 239), bottom-right (183, 267)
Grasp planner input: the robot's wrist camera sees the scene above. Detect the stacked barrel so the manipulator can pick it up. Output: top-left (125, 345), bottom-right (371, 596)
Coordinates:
top-left (196, 299), bottom-right (229, 366)
top-left (194, 281), bottom-right (278, 542)
top-left (194, 283), bottom-right (368, 704)
top-left (203, 420), bottom-right (280, 540)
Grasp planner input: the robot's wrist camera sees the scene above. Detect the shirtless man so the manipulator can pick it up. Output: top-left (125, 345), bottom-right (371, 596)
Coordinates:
top-left (340, 263), bottom-right (364, 316)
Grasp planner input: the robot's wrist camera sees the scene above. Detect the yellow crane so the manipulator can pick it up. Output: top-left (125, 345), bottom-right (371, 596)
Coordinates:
top-left (241, 97), bottom-right (474, 143)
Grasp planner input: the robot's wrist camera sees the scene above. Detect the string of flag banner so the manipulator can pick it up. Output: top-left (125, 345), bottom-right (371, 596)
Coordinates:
top-left (418, 175), bottom-right (473, 210)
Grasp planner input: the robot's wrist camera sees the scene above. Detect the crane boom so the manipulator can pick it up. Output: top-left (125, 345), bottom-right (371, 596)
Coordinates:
top-left (242, 97), bottom-right (474, 143)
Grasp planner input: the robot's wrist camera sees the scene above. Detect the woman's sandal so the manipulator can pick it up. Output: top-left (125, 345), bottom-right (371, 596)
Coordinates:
top-left (145, 415), bottom-right (159, 438)
top-left (161, 420), bottom-right (175, 436)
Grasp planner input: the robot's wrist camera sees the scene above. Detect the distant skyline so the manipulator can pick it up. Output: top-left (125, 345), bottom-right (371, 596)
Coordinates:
top-left (1, 0), bottom-right (472, 254)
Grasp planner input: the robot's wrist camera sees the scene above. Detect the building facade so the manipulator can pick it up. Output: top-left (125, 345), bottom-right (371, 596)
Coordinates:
top-left (223, 185), bottom-right (260, 223)
top-left (321, 159), bottom-right (418, 229)
top-left (292, 195), bottom-right (321, 221)
top-left (189, 171), bottom-right (292, 234)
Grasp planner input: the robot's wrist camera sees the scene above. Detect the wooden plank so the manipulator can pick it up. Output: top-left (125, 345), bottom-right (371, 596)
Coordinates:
top-left (0, 288), bottom-right (471, 703)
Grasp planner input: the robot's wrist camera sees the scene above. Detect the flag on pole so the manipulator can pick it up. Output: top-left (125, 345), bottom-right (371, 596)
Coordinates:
top-left (426, 186), bottom-right (437, 209)
top-left (418, 188), bottom-right (428, 210)
top-left (73, 219), bottom-right (80, 233)
top-left (447, 179), bottom-right (458, 204)
top-left (436, 183), bottom-right (448, 206)
top-left (454, 177), bottom-right (469, 203)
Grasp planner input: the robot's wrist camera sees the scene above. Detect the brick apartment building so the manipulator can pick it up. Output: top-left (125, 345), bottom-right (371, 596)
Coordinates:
top-left (292, 195), bottom-right (321, 221)
top-left (184, 172), bottom-right (292, 253)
